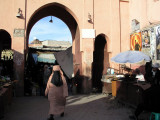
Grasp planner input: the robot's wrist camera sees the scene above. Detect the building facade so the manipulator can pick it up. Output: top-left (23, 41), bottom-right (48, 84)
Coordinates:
top-left (0, 0), bottom-right (160, 95)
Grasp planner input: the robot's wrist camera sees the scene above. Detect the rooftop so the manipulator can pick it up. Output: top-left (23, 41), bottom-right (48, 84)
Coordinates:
top-left (29, 39), bottom-right (72, 51)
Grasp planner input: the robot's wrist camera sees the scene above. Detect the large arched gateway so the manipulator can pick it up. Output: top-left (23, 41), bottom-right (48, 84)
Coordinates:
top-left (26, 3), bottom-right (83, 95)
top-left (26, 3), bottom-right (82, 94)
top-left (0, 0), bottom-right (133, 96)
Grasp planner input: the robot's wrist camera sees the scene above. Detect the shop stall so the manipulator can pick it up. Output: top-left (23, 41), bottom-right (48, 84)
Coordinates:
top-left (113, 76), bottom-right (151, 107)
top-left (103, 50), bottom-right (152, 107)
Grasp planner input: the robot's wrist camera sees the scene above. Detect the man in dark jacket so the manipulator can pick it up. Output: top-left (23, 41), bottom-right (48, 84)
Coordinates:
top-left (130, 63), bottom-right (160, 120)
top-left (151, 63), bottom-right (160, 85)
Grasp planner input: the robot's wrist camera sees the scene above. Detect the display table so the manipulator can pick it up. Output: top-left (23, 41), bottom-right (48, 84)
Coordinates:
top-left (113, 80), bottom-right (151, 107)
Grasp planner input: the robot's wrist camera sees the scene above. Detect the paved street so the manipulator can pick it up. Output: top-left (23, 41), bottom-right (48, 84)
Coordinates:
top-left (1, 94), bottom-right (150, 120)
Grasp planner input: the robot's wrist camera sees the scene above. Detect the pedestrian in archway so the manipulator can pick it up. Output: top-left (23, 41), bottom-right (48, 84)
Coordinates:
top-left (45, 63), bottom-right (68, 120)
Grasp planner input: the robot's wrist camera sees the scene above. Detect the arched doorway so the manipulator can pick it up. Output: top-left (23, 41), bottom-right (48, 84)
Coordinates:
top-left (26, 3), bottom-right (79, 47)
top-left (0, 29), bottom-right (13, 78)
top-left (26, 3), bottom-right (80, 68)
top-left (25, 3), bottom-right (81, 95)
top-left (92, 34), bottom-right (107, 92)
top-left (0, 30), bottom-right (11, 60)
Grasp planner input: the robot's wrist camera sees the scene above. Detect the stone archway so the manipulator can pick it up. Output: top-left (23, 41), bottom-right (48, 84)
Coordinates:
top-left (25, 3), bottom-right (81, 67)
top-left (26, 2), bottom-right (80, 66)
top-left (92, 34), bottom-right (108, 92)
top-left (26, 3), bottom-right (79, 46)
top-left (25, 2), bottom-right (81, 94)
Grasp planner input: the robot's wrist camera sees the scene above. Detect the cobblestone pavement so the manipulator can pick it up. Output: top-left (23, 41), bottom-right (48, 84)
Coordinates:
top-left (2, 93), bottom-right (150, 120)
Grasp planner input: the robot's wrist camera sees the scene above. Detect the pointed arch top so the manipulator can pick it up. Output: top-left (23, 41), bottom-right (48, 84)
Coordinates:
top-left (26, 2), bottom-right (79, 43)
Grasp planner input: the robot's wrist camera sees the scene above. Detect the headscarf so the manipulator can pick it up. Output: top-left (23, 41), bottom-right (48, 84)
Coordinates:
top-left (51, 65), bottom-right (63, 87)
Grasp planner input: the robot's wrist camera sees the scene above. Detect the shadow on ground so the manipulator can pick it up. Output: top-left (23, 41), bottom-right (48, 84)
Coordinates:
top-left (1, 94), bottom-right (151, 120)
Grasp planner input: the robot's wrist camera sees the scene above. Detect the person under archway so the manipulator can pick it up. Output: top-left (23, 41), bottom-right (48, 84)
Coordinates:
top-left (45, 62), bottom-right (68, 120)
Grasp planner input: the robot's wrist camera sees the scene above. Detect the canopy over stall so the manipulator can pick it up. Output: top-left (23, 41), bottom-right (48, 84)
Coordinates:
top-left (111, 50), bottom-right (151, 64)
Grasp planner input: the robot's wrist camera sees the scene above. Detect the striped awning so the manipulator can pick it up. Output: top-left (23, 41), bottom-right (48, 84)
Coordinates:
top-left (37, 53), bottom-right (56, 63)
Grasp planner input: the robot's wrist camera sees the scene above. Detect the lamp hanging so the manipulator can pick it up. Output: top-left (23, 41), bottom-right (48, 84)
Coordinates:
top-left (49, 16), bottom-right (53, 23)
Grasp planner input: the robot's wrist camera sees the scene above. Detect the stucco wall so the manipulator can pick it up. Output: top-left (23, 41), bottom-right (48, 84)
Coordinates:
top-left (130, 0), bottom-right (160, 29)
top-left (120, 1), bottom-right (130, 52)
top-left (0, 0), bottom-right (25, 96)
top-left (0, 0), bottom-right (128, 94)
top-left (1, 0), bottom-right (160, 94)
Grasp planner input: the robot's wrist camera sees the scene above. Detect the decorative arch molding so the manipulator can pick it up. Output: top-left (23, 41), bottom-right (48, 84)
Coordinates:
top-left (94, 34), bottom-right (107, 51)
top-left (26, 2), bottom-right (79, 45)
top-left (94, 33), bottom-right (111, 52)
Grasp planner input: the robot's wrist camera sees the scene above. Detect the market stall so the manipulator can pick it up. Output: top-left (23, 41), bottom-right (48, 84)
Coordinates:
top-left (114, 77), bottom-right (151, 107)
top-left (104, 50), bottom-right (152, 107)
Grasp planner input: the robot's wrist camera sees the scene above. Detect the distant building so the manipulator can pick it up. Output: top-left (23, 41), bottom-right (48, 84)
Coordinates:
top-left (28, 39), bottom-right (72, 64)
top-left (29, 39), bottom-right (42, 48)
top-left (42, 40), bottom-right (71, 48)
top-left (29, 39), bottom-right (72, 51)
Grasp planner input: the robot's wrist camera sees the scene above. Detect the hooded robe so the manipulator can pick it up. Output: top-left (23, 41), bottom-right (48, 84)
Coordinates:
top-left (45, 65), bottom-right (68, 115)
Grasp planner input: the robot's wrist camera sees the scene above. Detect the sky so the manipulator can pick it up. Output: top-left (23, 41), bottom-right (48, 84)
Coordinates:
top-left (29, 16), bottom-right (72, 44)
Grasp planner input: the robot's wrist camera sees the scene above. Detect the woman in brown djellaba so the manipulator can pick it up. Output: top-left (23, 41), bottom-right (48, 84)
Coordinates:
top-left (45, 63), bottom-right (68, 120)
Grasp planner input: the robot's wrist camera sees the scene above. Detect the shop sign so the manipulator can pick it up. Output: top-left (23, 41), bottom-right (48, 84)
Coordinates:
top-left (130, 32), bottom-right (142, 51)
top-left (82, 29), bottom-right (95, 38)
top-left (148, 28), bottom-right (156, 60)
top-left (155, 25), bottom-right (160, 60)
top-left (141, 25), bottom-right (160, 60)
top-left (13, 29), bottom-right (24, 37)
